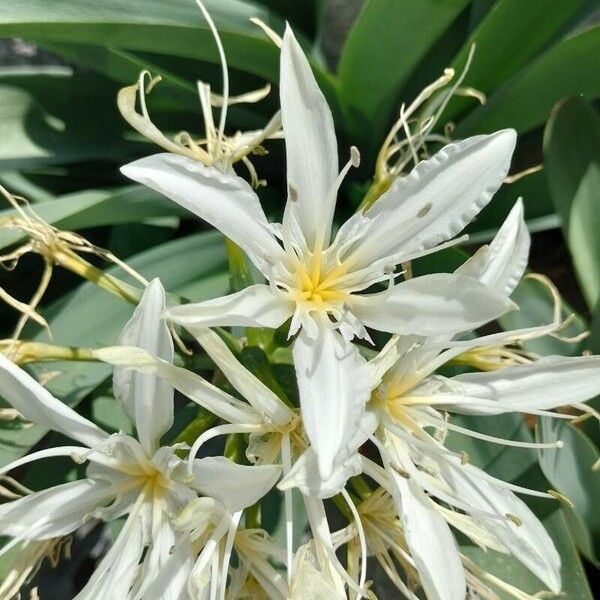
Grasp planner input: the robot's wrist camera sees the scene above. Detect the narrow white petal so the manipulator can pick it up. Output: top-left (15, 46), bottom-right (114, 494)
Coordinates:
top-left (186, 326), bottom-right (295, 428)
top-left (382, 440), bottom-right (466, 600)
top-left (114, 278), bottom-right (174, 454)
top-left (121, 153), bottom-right (283, 270)
top-left (93, 346), bottom-right (260, 425)
top-left (457, 199), bottom-right (529, 296)
top-left (132, 521), bottom-right (193, 600)
top-left (192, 456), bottom-right (281, 513)
top-left (280, 26), bottom-right (339, 249)
top-left (350, 273), bottom-right (515, 336)
top-left (0, 354), bottom-right (108, 448)
top-left (442, 461), bottom-right (561, 592)
top-left (0, 479), bottom-right (114, 539)
top-left (74, 512), bottom-right (146, 600)
top-left (293, 319), bottom-right (372, 480)
top-left (166, 284), bottom-right (294, 329)
top-left (441, 355), bottom-right (600, 415)
top-left (135, 538), bottom-right (194, 600)
top-left (348, 130), bottom-right (516, 270)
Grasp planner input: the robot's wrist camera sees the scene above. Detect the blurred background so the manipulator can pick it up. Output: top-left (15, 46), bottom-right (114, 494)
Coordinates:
top-left (1, 1), bottom-right (599, 597)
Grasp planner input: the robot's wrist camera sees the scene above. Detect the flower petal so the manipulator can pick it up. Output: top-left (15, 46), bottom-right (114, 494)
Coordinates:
top-left (0, 479), bottom-right (114, 540)
top-left (93, 346), bottom-right (260, 425)
top-left (188, 326), bottom-right (295, 428)
top-left (166, 284), bottom-right (294, 329)
top-left (192, 456), bottom-right (281, 514)
top-left (278, 447), bottom-right (361, 499)
top-left (441, 461), bottom-right (561, 592)
top-left (350, 273), bottom-right (515, 336)
top-left (0, 354), bottom-right (108, 448)
top-left (121, 153), bottom-right (283, 271)
top-left (293, 319), bottom-right (372, 481)
top-left (132, 520), bottom-right (193, 600)
top-left (74, 511), bottom-right (146, 600)
top-left (114, 278), bottom-right (174, 454)
top-left (134, 537), bottom-right (194, 600)
top-left (347, 130), bottom-right (516, 270)
top-left (382, 443), bottom-right (465, 600)
top-left (440, 355), bottom-right (600, 415)
top-left (457, 199), bottom-right (529, 297)
top-left (280, 26), bottom-right (339, 250)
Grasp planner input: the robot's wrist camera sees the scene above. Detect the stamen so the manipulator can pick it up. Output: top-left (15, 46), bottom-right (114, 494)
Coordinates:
top-left (341, 488), bottom-right (368, 595)
top-left (548, 490), bottom-right (575, 508)
top-left (219, 511), bottom-right (242, 600)
top-left (186, 423), bottom-right (269, 477)
top-left (195, 0), bottom-right (229, 143)
top-left (0, 446), bottom-right (85, 478)
top-left (281, 433), bottom-right (294, 582)
top-left (250, 17), bottom-right (283, 48)
top-left (436, 417), bottom-right (565, 450)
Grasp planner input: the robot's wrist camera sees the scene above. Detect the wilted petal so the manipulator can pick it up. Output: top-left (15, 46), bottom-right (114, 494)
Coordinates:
top-left (192, 456), bottom-right (281, 513)
top-left (114, 278), bottom-right (174, 454)
top-left (166, 284), bottom-right (294, 329)
top-left (0, 354), bottom-right (108, 448)
top-left (438, 355), bottom-right (600, 415)
top-left (457, 199), bottom-right (529, 297)
top-left (290, 541), bottom-right (346, 599)
top-left (0, 479), bottom-right (114, 540)
top-left (280, 26), bottom-right (339, 250)
top-left (293, 319), bottom-right (372, 480)
top-left (121, 153), bottom-right (284, 271)
top-left (350, 273), bottom-right (515, 336)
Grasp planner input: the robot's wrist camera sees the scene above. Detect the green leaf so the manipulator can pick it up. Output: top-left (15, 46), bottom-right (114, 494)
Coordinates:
top-left (499, 276), bottom-right (588, 357)
top-left (0, 171), bottom-right (56, 203)
top-left (537, 417), bottom-right (600, 564)
top-left (90, 395), bottom-right (133, 435)
top-left (444, 0), bottom-right (589, 123)
top-left (0, 232), bottom-right (228, 467)
top-left (40, 42), bottom-right (199, 107)
top-left (458, 25), bottom-right (600, 135)
top-left (0, 66), bottom-right (136, 169)
top-left (0, 1), bottom-right (281, 79)
top-left (462, 509), bottom-right (593, 599)
top-left (544, 96), bottom-right (600, 310)
top-left (338, 0), bottom-right (470, 154)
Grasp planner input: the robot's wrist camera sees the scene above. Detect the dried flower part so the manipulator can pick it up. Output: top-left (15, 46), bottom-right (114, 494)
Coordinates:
top-left (0, 184), bottom-right (147, 340)
top-left (117, 1), bottom-right (282, 189)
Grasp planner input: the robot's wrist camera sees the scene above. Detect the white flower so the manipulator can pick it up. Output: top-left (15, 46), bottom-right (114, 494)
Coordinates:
top-left (121, 26), bottom-right (517, 491)
top-left (0, 280), bottom-right (279, 599)
top-left (363, 204), bottom-right (600, 600)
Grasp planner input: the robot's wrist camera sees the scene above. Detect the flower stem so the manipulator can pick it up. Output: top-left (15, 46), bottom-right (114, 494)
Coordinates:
top-left (53, 247), bottom-right (143, 305)
top-left (0, 340), bottom-right (96, 365)
top-left (357, 175), bottom-right (392, 212)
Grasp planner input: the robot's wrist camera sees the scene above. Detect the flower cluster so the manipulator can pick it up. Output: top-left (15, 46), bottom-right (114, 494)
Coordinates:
top-left (1, 8), bottom-right (599, 600)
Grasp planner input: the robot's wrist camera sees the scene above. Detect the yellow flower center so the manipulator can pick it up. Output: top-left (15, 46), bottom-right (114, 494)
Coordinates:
top-left (289, 251), bottom-right (351, 308)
